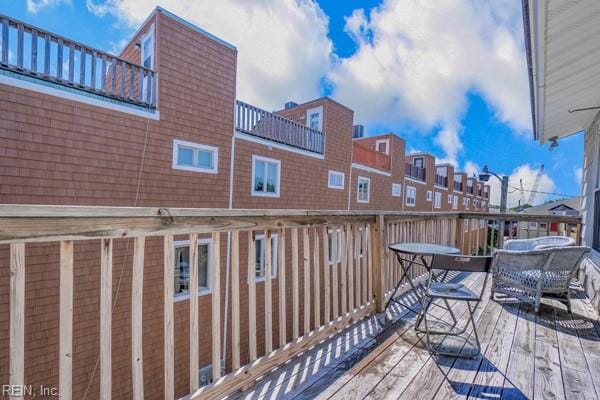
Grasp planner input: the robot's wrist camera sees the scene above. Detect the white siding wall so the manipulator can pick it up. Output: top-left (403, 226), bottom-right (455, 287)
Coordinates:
top-left (579, 111), bottom-right (600, 312)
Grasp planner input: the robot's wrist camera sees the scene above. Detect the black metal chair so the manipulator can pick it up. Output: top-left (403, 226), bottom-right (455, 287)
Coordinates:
top-left (417, 254), bottom-right (493, 358)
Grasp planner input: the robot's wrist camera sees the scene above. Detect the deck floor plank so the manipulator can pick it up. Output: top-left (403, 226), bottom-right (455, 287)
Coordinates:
top-left (397, 274), bottom-right (495, 400)
top-left (234, 275), bottom-right (600, 400)
top-left (534, 304), bottom-right (566, 400)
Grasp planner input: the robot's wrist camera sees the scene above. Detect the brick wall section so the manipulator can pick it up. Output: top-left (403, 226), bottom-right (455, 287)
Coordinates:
top-left (350, 134), bottom-right (406, 211)
top-left (0, 9), bottom-right (488, 400)
top-left (0, 10), bottom-right (237, 400)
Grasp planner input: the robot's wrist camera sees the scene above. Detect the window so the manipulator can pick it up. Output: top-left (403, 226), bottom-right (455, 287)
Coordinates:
top-left (173, 139), bottom-right (218, 173)
top-left (174, 239), bottom-right (212, 298)
top-left (253, 234), bottom-right (278, 281)
top-left (406, 186), bottom-right (416, 206)
top-left (480, 220), bottom-right (485, 229)
top-left (327, 229), bottom-right (342, 264)
top-left (376, 139), bottom-right (389, 154)
top-left (426, 190), bottom-right (433, 201)
top-left (357, 176), bottom-right (370, 203)
top-left (413, 157), bottom-right (424, 168)
top-left (252, 155), bottom-right (280, 197)
top-left (434, 192), bottom-right (441, 208)
top-left (392, 183), bottom-right (402, 197)
top-left (328, 170), bottom-right (345, 189)
top-left (448, 194), bottom-right (453, 204)
top-left (466, 198), bottom-right (470, 209)
top-left (306, 106), bottom-right (323, 131)
top-left (482, 201), bottom-right (486, 208)
top-left (141, 26), bottom-right (154, 98)
top-left (453, 195), bottom-right (458, 210)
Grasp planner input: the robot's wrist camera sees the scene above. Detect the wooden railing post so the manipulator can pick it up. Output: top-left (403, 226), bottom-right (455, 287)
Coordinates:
top-left (371, 214), bottom-right (385, 313)
top-left (454, 216), bottom-right (463, 253)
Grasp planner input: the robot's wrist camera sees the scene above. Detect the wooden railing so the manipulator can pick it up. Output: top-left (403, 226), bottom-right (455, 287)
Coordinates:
top-left (435, 174), bottom-right (448, 187)
top-left (0, 14), bottom-right (157, 108)
top-left (235, 100), bottom-right (325, 154)
top-left (352, 142), bottom-right (391, 171)
top-left (405, 163), bottom-right (426, 181)
top-left (0, 205), bottom-right (582, 400)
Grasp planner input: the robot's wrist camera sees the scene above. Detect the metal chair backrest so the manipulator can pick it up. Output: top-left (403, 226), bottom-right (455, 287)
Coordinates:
top-left (430, 254), bottom-right (493, 273)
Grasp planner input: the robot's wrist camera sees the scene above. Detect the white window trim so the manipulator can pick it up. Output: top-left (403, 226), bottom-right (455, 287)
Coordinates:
top-left (252, 233), bottom-right (279, 283)
top-left (173, 238), bottom-right (213, 302)
top-left (306, 106), bottom-right (323, 131)
top-left (357, 176), bottom-right (371, 203)
top-left (328, 170), bottom-right (345, 189)
top-left (392, 183), bottom-right (402, 197)
top-left (251, 155), bottom-right (281, 197)
top-left (434, 192), bottom-right (442, 209)
top-left (141, 25), bottom-right (155, 69)
top-left (172, 139), bottom-right (219, 173)
top-left (375, 139), bottom-right (390, 155)
top-left (453, 195), bottom-right (459, 210)
top-left (426, 190), bottom-right (433, 201)
top-left (448, 194), bottom-right (453, 204)
top-left (406, 186), bottom-right (416, 207)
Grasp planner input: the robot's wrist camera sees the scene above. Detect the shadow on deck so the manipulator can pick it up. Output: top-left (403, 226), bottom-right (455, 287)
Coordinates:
top-left (232, 272), bottom-right (600, 400)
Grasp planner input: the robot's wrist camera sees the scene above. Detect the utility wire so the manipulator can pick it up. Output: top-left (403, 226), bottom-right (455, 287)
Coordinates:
top-left (508, 186), bottom-right (578, 198)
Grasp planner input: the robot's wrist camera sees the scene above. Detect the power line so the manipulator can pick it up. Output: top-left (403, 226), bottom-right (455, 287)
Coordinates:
top-left (508, 186), bottom-right (578, 198)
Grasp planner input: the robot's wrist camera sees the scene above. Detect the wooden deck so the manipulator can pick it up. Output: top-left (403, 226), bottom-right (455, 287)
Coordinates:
top-left (233, 272), bottom-right (600, 400)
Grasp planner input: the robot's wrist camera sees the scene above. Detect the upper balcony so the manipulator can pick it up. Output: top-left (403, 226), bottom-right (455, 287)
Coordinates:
top-left (0, 14), bottom-right (157, 109)
top-left (467, 184), bottom-right (474, 195)
top-left (434, 174), bottom-right (448, 187)
top-left (235, 100), bottom-right (325, 154)
top-left (453, 181), bottom-right (463, 192)
top-left (352, 141), bottom-right (391, 171)
top-left (405, 162), bottom-right (426, 181)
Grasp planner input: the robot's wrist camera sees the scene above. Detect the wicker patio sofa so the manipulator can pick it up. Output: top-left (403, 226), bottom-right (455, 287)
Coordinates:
top-left (503, 235), bottom-right (575, 251)
top-left (491, 245), bottom-right (590, 313)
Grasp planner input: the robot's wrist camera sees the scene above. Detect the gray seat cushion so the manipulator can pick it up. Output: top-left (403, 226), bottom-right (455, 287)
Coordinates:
top-left (427, 282), bottom-right (479, 300)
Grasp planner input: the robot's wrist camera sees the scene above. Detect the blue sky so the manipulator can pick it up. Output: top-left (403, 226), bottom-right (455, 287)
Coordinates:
top-left (1, 0), bottom-right (584, 206)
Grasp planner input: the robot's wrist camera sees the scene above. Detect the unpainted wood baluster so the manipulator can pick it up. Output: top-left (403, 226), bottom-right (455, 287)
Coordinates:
top-left (10, 243), bottom-right (25, 396)
top-left (322, 226), bottom-right (331, 323)
top-left (68, 44), bottom-right (74, 83)
top-left (247, 231), bottom-right (257, 361)
top-left (211, 232), bottom-right (221, 381)
top-left (56, 38), bottom-right (63, 79)
top-left (100, 239), bottom-right (112, 400)
top-left (264, 230), bottom-right (273, 353)
top-left (291, 228), bottom-right (300, 339)
top-left (231, 231), bottom-right (240, 370)
top-left (59, 241), bottom-right (74, 400)
top-left (331, 225), bottom-right (339, 318)
top-left (278, 229), bottom-right (287, 347)
top-left (189, 233), bottom-right (199, 391)
top-left (313, 227), bottom-right (321, 327)
top-left (132, 237), bottom-right (145, 400)
top-left (303, 227), bottom-right (311, 334)
top-left (163, 235), bottom-right (174, 400)
top-left (31, 30), bottom-right (38, 72)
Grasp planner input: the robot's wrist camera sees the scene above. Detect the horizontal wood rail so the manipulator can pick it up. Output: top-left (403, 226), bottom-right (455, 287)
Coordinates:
top-left (0, 14), bottom-right (157, 108)
top-left (0, 205), bottom-right (582, 399)
top-left (235, 100), bottom-right (325, 154)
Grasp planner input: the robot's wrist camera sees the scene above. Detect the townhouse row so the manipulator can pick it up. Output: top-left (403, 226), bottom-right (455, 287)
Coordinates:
top-left (0, 8), bottom-right (489, 398)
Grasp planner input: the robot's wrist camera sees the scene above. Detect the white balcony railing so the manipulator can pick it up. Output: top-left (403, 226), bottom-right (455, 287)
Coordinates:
top-left (235, 100), bottom-right (325, 154)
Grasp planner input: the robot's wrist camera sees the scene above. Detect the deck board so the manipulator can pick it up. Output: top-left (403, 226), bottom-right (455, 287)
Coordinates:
top-left (233, 275), bottom-right (600, 400)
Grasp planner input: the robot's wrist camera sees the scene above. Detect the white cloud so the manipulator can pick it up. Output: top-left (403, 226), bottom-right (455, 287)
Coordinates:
top-left (434, 124), bottom-right (463, 166)
top-left (463, 161), bottom-right (480, 178)
top-left (85, 0), bottom-right (333, 110)
top-left (574, 167), bottom-right (583, 187)
top-left (486, 164), bottom-right (555, 208)
top-left (328, 0), bottom-right (530, 163)
top-left (27, 0), bottom-right (70, 13)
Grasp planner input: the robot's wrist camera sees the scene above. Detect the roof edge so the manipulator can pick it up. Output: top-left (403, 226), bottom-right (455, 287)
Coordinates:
top-left (521, 0), bottom-right (538, 141)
